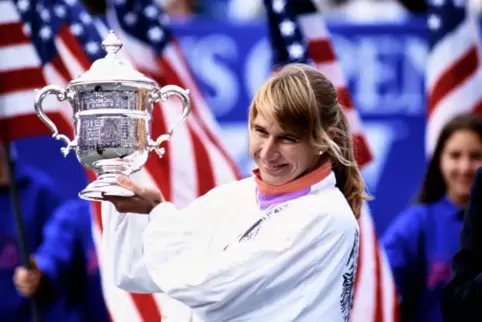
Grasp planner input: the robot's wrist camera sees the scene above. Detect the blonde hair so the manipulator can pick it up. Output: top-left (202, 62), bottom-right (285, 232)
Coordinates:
top-left (248, 63), bottom-right (371, 218)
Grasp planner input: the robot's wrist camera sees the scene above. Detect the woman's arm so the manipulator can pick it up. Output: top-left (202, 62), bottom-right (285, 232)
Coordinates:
top-left (441, 168), bottom-right (482, 322)
top-left (102, 180), bottom-right (223, 294)
top-left (101, 202), bottom-right (162, 293)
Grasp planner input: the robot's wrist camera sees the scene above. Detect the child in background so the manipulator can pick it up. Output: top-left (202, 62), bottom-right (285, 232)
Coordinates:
top-left (382, 114), bottom-right (482, 322)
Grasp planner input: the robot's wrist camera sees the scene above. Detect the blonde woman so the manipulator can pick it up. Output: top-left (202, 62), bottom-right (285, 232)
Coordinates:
top-left (102, 63), bottom-right (369, 321)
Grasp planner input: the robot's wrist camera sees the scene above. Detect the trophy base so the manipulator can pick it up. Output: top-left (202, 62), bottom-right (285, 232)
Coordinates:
top-left (79, 174), bottom-right (135, 201)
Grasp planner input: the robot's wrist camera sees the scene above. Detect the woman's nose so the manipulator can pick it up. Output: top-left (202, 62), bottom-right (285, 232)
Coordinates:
top-left (260, 139), bottom-right (280, 160)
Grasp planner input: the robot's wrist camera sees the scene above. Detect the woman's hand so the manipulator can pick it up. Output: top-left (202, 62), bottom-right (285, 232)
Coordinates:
top-left (14, 259), bottom-right (42, 297)
top-left (103, 176), bottom-right (164, 214)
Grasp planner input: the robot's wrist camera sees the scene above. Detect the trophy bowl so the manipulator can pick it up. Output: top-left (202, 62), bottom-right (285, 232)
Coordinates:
top-left (33, 31), bottom-right (191, 201)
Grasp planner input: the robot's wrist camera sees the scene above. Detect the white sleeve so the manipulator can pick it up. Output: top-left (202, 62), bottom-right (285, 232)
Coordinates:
top-left (141, 200), bottom-right (359, 321)
top-left (101, 190), bottom-right (219, 294)
top-left (101, 201), bottom-right (161, 293)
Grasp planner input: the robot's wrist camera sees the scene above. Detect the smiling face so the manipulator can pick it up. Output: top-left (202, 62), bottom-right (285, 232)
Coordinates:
top-left (249, 112), bottom-right (320, 186)
top-left (440, 129), bottom-right (482, 204)
top-left (244, 63), bottom-right (370, 219)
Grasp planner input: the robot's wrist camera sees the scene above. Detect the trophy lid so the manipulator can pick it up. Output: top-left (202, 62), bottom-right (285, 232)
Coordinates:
top-left (70, 30), bottom-right (156, 86)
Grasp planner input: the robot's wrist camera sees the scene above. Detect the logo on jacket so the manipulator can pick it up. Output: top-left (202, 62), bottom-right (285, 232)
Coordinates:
top-left (340, 230), bottom-right (359, 321)
top-left (239, 204), bottom-right (289, 242)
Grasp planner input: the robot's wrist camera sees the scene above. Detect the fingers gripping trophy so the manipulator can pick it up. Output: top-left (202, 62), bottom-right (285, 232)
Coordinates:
top-left (34, 31), bottom-right (191, 201)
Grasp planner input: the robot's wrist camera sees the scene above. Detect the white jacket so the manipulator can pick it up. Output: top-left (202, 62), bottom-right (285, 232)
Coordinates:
top-left (101, 171), bottom-right (359, 322)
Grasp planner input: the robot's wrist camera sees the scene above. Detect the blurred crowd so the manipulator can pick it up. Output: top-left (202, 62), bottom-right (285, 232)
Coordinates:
top-left (157, 0), bottom-right (482, 22)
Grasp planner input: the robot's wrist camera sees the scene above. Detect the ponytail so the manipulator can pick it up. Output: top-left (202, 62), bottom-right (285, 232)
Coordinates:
top-left (324, 106), bottom-right (371, 219)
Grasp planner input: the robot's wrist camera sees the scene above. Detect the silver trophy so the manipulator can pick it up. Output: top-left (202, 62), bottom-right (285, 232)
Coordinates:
top-left (34, 31), bottom-right (191, 201)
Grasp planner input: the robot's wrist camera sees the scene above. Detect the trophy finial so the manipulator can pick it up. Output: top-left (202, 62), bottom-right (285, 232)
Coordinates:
top-left (70, 28), bottom-right (155, 85)
top-left (102, 30), bottom-right (122, 55)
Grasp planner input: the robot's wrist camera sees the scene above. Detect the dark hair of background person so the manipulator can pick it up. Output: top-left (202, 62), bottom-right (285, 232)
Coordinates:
top-left (416, 114), bottom-right (482, 204)
top-left (81, 0), bottom-right (106, 15)
top-left (397, 0), bottom-right (426, 13)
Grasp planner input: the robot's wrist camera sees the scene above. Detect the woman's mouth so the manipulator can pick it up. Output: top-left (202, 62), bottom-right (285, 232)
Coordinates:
top-left (262, 162), bottom-right (287, 173)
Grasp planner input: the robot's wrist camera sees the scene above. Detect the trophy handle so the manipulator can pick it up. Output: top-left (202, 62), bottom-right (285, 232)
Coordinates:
top-left (34, 85), bottom-right (76, 157)
top-left (148, 85), bottom-right (191, 157)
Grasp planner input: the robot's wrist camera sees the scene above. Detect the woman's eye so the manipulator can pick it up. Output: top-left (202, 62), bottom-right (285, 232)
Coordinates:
top-left (256, 129), bottom-right (268, 136)
top-left (471, 152), bottom-right (482, 160)
top-left (280, 136), bottom-right (297, 143)
top-left (449, 151), bottom-right (461, 159)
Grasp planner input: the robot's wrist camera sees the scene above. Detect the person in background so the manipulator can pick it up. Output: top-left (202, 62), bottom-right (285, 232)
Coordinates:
top-left (0, 142), bottom-right (68, 322)
top-left (14, 199), bottom-right (110, 322)
top-left (381, 114), bottom-right (482, 322)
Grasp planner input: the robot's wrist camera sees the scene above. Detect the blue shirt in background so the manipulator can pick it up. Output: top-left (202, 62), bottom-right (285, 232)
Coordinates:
top-left (35, 199), bottom-right (110, 322)
top-left (382, 197), bottom-right (464, 322)
top-left (0, 164), bottom-right (67, 322)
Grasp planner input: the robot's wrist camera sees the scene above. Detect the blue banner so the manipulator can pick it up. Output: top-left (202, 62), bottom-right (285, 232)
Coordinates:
top-left (15, 19), bottom-right (430, 235)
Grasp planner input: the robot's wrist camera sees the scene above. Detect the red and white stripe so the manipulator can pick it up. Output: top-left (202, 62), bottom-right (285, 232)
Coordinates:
top-left (1, 1), bottom-right (240, 321)
top-left (298, 10), bottom-right (399, 322)
top-left (426, 13), bottom-right (482, 155)
top-left (0, 2), bottom-right (68, 142)
top-left (298, 12), bottom-right (372, 169)
top-left (350, 204), bottom-right (399, 322)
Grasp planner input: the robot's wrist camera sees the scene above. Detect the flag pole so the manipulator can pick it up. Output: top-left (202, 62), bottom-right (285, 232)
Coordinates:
top-left (4, 142), bottom-right (41, 322)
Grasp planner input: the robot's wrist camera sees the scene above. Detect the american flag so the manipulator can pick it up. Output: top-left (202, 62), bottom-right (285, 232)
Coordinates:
top-left (426, 0), bottom-right (482, 154)
top-left (1, 0), bottom-right (241, 321)
top-left (263, 0), bottom-right (400, 321)
top-left (0, 0), bottom-right (105, 141)
top-left (105, 0), bottom-right (241, 207)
